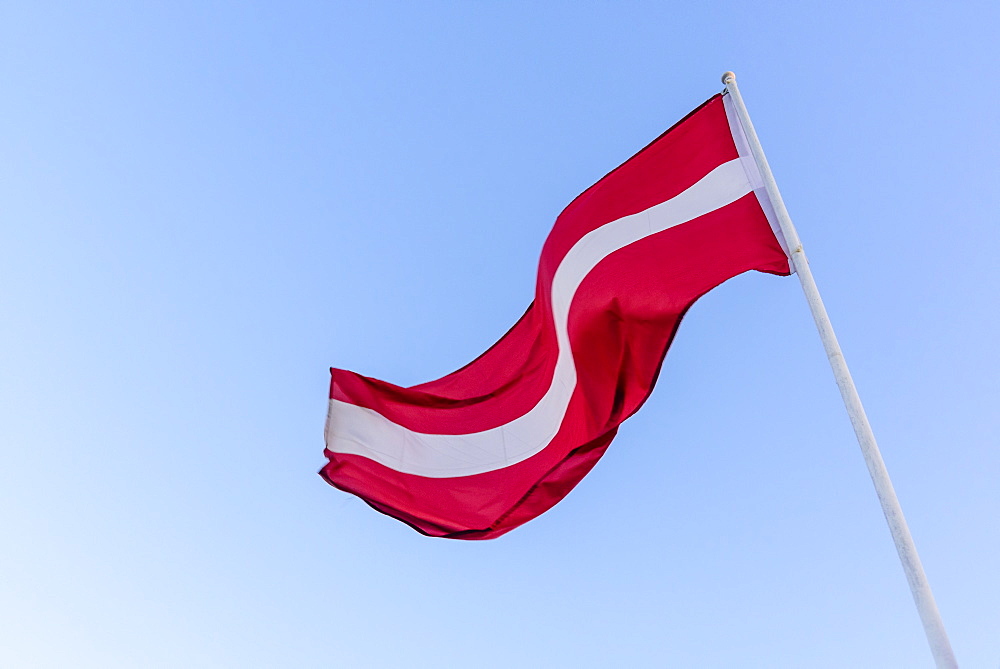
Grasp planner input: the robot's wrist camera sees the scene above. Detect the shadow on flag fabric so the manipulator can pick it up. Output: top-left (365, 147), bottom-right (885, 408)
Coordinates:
top-left (321, 92), bottom-right (792, 539)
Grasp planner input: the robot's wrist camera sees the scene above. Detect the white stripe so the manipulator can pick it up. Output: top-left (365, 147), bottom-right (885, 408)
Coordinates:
top-left (326, 158), bottom-right (755, 477)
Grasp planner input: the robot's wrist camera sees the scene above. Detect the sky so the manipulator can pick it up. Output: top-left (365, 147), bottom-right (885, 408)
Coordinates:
top-left (2, 2), bottom-right (998, 667)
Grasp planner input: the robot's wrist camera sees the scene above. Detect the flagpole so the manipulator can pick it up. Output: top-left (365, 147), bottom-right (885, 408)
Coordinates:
top-left (721, 72), bottom-right (957, 668)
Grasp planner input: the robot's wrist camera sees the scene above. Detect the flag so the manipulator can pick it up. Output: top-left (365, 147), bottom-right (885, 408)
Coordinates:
top-left (321, 92), bottom-right (792, 539)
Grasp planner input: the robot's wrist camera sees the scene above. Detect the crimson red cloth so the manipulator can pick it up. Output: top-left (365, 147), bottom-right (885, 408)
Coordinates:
top-left (321, 94), bottom-right (790, 539)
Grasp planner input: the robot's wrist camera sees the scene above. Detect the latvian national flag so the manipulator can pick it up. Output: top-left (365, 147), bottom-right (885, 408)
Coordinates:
top-left (322, 92), bottom-right (792, 539)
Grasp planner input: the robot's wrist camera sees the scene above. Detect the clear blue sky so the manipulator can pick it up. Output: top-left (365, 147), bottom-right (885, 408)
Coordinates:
top-left (2, 2), bottom-right (998, 667)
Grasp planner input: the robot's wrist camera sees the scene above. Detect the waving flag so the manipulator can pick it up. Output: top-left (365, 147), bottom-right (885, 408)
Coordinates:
top-left (321, 92), bottom-right (792, 539)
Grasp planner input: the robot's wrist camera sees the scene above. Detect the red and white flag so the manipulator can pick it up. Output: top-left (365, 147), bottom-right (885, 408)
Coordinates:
top-left (321, 92), bottom-right (791, 539)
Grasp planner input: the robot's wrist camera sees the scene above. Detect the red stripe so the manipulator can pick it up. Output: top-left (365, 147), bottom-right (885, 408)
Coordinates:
top-left (329, 303), bottom-right (554, 435)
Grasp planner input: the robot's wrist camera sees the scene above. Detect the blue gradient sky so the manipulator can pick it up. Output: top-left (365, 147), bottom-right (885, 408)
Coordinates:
top-left (2, 3), bottom-right (998, 667)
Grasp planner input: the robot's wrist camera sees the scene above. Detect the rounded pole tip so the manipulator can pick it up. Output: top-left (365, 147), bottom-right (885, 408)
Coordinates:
top-left (721, 71), bottom-right (737, 85)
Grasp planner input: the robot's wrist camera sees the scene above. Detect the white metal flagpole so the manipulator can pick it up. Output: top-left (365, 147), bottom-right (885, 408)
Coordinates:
top-left (720, 72), bottom-right (958, 668)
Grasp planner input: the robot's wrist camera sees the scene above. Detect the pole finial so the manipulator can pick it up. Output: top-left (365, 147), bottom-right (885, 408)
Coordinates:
top-left (721, 71), bottom-right (736, 85)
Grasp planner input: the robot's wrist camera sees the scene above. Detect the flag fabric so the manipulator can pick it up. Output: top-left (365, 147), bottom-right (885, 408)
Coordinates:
top-left (321, 92), bottom-right (792, 539)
